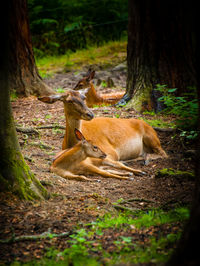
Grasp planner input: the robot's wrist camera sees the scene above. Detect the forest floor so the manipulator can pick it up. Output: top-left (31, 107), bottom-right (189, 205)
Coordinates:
top-left (0, 65), bottom-right (196, 265)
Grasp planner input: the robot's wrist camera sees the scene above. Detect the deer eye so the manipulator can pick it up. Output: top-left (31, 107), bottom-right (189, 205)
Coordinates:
top-left (93, 146), bottom-right (98, 151)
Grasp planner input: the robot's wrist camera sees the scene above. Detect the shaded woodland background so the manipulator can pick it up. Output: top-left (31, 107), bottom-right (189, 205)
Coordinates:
top-left (28, 0), bottom-right (128, 56)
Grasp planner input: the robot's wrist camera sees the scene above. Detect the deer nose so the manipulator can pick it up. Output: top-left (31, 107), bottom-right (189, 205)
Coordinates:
top-left (100, 154), bottom-right (107, 159)
top-left (86, 112), bottom-right (94, 119)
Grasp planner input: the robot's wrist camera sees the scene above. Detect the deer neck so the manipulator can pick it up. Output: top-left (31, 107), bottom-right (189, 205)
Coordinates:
top-left (55, 142), bottom-right (87, 167)
top-left (69, 143), bottom-right (87, 163)
top-left (86, 82), bottom-right (102, 107)
top-left (62, 107), bottom-right (82, 150)
top-left (65, 143), bottom-right (87, 164)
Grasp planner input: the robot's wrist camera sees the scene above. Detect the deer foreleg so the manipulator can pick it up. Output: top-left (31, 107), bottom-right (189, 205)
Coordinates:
top-left (102, 158), bottom-right (145, 176)
top-left (105, 169), bottom-right (133, 176)
top-left (82, 163), bottom-right (129, 180)
top-left (51, 167), bottom-right (91, 181)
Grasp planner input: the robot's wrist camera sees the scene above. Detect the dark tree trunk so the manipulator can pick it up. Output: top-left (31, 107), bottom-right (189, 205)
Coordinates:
top-left (119, 0), bottom-right (197, 111)
top-left (167, 9), bottom-right (200, 265)
top-left (0, 2), bottom-right (49, 200)
top-left (167, 144), bottom-right (200, 263)
top-left (8, 0), bottom-right (54, 96)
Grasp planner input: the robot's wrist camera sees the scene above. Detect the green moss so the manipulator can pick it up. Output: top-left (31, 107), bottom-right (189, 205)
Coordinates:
top-left (155, 168), bottom-right (195, 180)
top-left (1, 150), bottom-right (49, 200)
top-left (125, 85), bottom-right (152, 112)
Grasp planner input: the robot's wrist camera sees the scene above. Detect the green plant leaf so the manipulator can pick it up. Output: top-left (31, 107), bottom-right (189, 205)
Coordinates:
top-left (168, 88), bottom-right (177, 93)
top-left (64, 22), bottom-right (81, 33)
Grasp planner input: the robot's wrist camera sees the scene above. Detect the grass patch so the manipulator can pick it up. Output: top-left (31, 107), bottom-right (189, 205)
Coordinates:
top-left (11, 206), bottom-right (189, 265)
top-left (137, 110), bottom-right (176, 129)
top-left (90, 207), bottom-right (189, 229)
top-left (36, 40), bottom-right (127, 78)
top-left (139, 117), bottom-right (175, 128)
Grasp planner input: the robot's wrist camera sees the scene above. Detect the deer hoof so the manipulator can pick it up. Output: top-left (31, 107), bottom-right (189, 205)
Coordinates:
top-left (128, 172), bottom-right (133, 176)
top-left (135, 171), bottom-right (146, 176)
top-left (93, 179), bottom-right (101, 183)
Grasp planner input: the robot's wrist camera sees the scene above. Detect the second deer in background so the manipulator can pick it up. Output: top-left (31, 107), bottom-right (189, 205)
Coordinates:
top-left (73, 69), bottom-right (124, 107)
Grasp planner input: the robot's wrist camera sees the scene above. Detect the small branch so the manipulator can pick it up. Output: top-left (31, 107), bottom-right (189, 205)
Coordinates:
top-left (112, 198), bottom-right (156, 212)
top-left (36, 125), bottom-right (65, 130)
top-left (113, 204), bottom-right (139, 212)
top-left (0, 229), bottom-right (69, 244)
top-left (16, 126), bottom-right (39, 135)
top-left (122, 198), bottom-right (155, 204)
top-left (30, 141), bottom-right (54, 150)
top-left (153, 127), bottom-right (175, 132)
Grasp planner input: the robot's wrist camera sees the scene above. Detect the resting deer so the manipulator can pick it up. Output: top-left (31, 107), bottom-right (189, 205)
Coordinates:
top-left (50, 128), bottom-right (107, 181)
top-left (39, 90), bottom-right (167, 179)
top-left (73, 69), bottom-right (124, 107)
top-left (39, 90), bottom-right (141, 180)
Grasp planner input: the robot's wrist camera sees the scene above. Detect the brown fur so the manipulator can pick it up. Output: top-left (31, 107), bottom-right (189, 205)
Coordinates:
top-left (50, 129), bottom-right (107, 181)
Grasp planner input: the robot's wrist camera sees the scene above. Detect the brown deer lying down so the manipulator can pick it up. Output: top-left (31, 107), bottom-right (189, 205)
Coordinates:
top-left (39, 90), bottom-right (167, 180)
top-left (73, 69), bottom-right (124, 107)
top-left (50, 129), bottom-right (108, 181)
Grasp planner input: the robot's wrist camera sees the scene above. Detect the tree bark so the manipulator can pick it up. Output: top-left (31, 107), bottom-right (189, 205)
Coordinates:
top-left (118, 1), bottom-right (197, 111)
top-left (0, 3), bottom-right (49, 200)
top-left (166, 7), bottom-right (200, 265)
top-left (8, 0), bottom-right (54, 96)
top-left (0, 82), bottom-right (49, 199)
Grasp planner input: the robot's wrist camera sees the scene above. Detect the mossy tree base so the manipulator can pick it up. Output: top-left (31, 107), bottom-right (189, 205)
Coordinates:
top-left (0, 150), bottom-right (49, 200)
top-left (125, 84), bottom-right (153, 112)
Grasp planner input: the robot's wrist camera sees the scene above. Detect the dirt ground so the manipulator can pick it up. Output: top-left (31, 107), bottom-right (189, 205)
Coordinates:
top-left (0, 70), bottom-right (196, 264)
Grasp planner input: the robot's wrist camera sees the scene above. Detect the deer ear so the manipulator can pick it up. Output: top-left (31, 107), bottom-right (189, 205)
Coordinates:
top-left (38, 95), bottom-right (62, 104)
top-left (86, 70), bottom-right (95, 81)
top-left (85, 68), bottom-right (92, 77)
top-left (74, 128), bottom-right (85, 141)
top-left (60, 90), bottom-right (73, 102)
top-left (89, 70), bottom-right (95, 80)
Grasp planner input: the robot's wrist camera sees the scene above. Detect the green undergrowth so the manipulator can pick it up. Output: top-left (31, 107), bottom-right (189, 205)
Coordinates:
top-left (11, 206), bottom-right (190, 266)
top-left (36, 40), bottom-right (127, 78)
top-left (137, 111), bottom-right (175, 129)
top-left (139, 116), bottom-right (175, 129)
top-left (155, 85), bottom-right (198, 139)
top-left (155, 168), bottom-right (195, 180)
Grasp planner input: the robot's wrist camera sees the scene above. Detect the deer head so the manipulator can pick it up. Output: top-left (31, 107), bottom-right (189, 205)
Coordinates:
top-left (73, 69), bottom-right (95, 91)
top-left (38, 89), bottom-right (94, 121)
top-left (75, 128), bottom-right (106, 159)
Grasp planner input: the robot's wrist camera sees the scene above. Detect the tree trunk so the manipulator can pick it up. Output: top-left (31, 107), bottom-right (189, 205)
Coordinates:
top-left (166, 146), bottom-right (200, 264)
top-left (167, 9), bottom-right (199, 265)
top-left (0, 79), bottom-right (49, 200)
top-left (0, 98), bottom-right (49, 200)
top-left (0, 3), bottom-right (49, 200)
top-left (118, 1), bottom-right (196, 111)
top-left (8, 0), bottom-right (54, 96)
